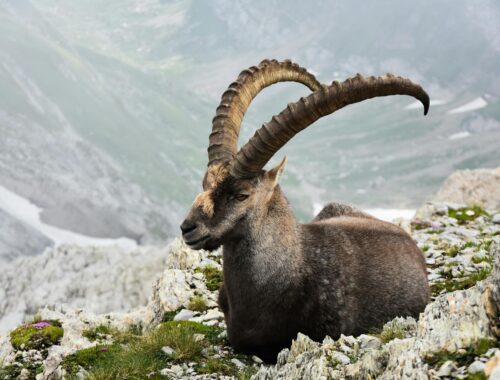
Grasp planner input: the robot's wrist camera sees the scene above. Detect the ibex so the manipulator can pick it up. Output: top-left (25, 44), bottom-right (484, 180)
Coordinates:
top-left (181, 59), bottom-right (430, 362)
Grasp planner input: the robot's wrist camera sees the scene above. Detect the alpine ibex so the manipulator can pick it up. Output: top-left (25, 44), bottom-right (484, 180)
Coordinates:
top-left (181, 59), bottom-right (430, 362)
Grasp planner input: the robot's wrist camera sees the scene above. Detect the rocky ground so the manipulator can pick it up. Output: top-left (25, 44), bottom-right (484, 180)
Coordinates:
top-left (0, 202), bottom-right (499, 379)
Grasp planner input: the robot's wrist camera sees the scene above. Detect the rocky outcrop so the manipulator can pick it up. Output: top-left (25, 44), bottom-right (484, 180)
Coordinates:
top-left (144, 238), bottom-right (222, 328)
top-left (429, 167), bottom-right (500, 210)
top-left (0, 244), bottom-right (169, 335)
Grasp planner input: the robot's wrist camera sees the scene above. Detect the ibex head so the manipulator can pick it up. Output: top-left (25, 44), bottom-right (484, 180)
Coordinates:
top-left (181, 59), bottom-right (429, 250)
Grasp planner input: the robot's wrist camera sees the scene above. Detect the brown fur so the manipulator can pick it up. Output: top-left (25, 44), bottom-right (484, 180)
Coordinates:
top-left (181, 160), bottom-right (430, 363)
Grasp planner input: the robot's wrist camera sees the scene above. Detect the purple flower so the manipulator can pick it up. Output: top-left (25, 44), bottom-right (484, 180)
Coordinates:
top-left (147, 371), bottom-right (156, 377)
top-left (32, 322), bottom-right (51, 329)
top-left (100, 347), bottom-right (108, 352)
top-left (431, 223), bottom-right (440, 230)
top-left (22, 323), bottom-right (29, 329)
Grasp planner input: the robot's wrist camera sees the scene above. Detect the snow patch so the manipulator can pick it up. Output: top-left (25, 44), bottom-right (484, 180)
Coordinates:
top-left (365, 208), bottom-right (415, 221)
top-left (405, 99), bottom-right (447, 110)
top-left (312, 203), bottom-right (415, 222)
top-left (448, 131), bottom-right (471, 140)
top-left (0, 185), bottom-right (137, 250)
top-left (448, 97), bottom-right (488, 114)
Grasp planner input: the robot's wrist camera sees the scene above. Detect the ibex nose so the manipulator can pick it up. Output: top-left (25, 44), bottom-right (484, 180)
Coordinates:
top-left (180, 219), bottom-right (197, 235)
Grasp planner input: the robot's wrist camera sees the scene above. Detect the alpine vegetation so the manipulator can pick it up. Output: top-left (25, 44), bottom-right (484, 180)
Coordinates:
top-left (181, 59), bottom-right (431, 362)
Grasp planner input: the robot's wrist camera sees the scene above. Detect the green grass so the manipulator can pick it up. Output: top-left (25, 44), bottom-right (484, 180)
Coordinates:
top-left (195, 265), bottom-right (224, 291)
top-left (448, 206), bottom-right (489, 224)
top-left (82, 324), bottom-right (113, 341)
top-left (10, 320), bottom-right (63, 350)
top-left (370, 319), bottom-right (414, 343)
top-left (424, 338), bottom-right (498, 369)
top-left (430, 268), bottom-right (492, 297)
top-left (63, 321), bottom-right (254, 380)
top-left (188, 295), bottom-right (209, 312)
top-left (161, 310), bottom-right (180, 322)
top-left (82, 324), bottom-right (142, 345)
top-left (446, 241), bottom-right (475, 257)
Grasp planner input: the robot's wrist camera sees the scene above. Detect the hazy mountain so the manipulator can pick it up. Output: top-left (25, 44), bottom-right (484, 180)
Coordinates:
top-left (0, 0), bottom-right (499, 255)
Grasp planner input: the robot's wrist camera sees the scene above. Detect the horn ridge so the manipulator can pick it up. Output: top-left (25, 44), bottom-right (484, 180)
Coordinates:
top-left (230, 74), bottom-right (430, 178)
top-left (207, 60), bottom-right (322, 166)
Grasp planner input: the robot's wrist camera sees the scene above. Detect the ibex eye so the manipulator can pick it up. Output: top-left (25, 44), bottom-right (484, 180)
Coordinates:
top-left (234, 193), bottom-right (249, 201)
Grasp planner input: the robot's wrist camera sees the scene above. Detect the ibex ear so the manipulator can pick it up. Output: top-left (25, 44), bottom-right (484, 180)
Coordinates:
top-left (266, 156), bottom-right (287, 188)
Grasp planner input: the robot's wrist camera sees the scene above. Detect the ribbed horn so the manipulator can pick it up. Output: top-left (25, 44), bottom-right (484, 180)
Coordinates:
top-left (207, 59), bottom-right (321, 166)
top-left (230, 73), bottom-right (429, 178)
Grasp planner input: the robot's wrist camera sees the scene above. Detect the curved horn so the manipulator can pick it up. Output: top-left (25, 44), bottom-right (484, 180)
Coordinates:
top-left (208, 59), bottom-right (321, 166)
top-left (230, 73), bottom-right (429, 178)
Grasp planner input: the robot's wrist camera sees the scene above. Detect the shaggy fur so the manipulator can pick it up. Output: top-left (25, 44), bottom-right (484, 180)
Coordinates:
top-left (181, 160), bottom-right (430, 363)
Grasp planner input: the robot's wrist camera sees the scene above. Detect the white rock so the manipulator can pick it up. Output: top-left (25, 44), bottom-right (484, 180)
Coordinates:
top-left (200, 309), bottom-right (224, 321)
top-left (174, 309), bottom-right (195, 321)
top-left (436, 360), bottom-right (455, 377)
top-left (468, 360), bottom-right (485, 374)
top-left (428, 167), bottom-right (500, 210)
top-left (19, 368), bottom-right (30, 380)
top-left (358, 334), bottom-right (382, 350)
top-left (170, 364), bottom-right (184, 376)
top-left (144, 269), bottom-right (207, 328)
top-left (493, 214), bottom-right (500, 224)
top-left (331, 351), bottom-right (351, 365)
top-left (252, 355), bottom-right (263, 363)
top-left (161, 346), bottom-right (175, 356)
top-left (231, 358), bottom-right (246, 368)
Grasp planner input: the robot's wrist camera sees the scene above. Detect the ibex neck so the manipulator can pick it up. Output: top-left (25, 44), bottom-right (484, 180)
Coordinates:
top-left (222, 187), bottom-right (302, 289)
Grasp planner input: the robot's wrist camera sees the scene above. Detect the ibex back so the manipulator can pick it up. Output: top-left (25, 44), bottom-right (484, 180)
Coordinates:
top-left (181, 59), bottom-right (430, 363)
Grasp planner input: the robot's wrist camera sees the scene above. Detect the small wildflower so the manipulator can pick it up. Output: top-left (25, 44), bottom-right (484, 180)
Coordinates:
top-left (431, 222), bottom-right (440, 230)
top-left (147, 371), bottom-right (156, 377)
top-left (22, 323), bottom-right (29, 329)
top-left (32, 322), bottom-right (50, 329)
top-left (100, 347), bottom-right (108, 352)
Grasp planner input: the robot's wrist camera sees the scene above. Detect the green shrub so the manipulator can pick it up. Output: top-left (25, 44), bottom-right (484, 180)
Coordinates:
top-left (188, 296), bottom-right (209, 312)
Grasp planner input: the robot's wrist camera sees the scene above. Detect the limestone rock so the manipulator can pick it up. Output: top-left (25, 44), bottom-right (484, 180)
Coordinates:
top-left (429, 167), bottom-right (500, 210)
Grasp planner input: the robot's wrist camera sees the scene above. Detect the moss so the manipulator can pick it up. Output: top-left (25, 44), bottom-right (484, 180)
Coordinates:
top-left (188, 295), bottom-right (209, 312)
top-left (195, 265), bottom-right (224, 291)
top-left (448, 206), bottom-right (489, 224)
top-left (424, 338), bottom-right (498, 367)
top-left (467, 372), bottom-right (487, 380)
top-left (430, 267), bottom-right (492, 296)
top-left (422, 245), bottom-right (430, 252)
top-left (10, 320), bottom-right (63, 350)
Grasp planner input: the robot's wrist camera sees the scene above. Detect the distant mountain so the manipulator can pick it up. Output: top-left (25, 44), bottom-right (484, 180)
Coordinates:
top-left (0, 0), bottom-right (499, 255)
